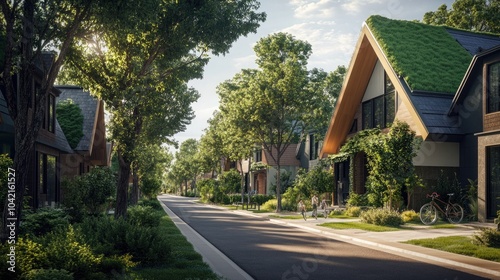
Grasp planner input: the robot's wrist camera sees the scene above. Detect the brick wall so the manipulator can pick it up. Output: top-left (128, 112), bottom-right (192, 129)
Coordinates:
top-left (484, 112), bottom-right (500, 131)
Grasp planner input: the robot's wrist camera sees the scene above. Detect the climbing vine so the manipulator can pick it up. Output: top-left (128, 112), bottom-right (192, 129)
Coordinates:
top-left (328, 121), bottom-right (423, 209)
top-left (56, 99), bottom-right (84, 149)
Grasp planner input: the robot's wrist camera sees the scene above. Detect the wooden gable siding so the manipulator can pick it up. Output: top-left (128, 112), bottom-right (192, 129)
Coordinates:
top-left (321, 33), bottom-right (378, 156)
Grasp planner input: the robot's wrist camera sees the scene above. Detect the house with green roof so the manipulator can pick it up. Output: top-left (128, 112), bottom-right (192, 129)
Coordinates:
top-left (320, 15), bottom-right (500, 222)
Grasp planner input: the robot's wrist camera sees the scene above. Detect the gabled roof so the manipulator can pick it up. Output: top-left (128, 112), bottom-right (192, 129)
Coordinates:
top-left (56, 85), bottom-right (108, 165)
top-left (320, 15), bottom-right (500, 157)
top-left (449, 45), bottom-right (500, 115)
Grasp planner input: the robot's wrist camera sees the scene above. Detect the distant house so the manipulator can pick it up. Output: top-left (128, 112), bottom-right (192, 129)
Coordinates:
top-left (320, 15), bottom-right (500, 221)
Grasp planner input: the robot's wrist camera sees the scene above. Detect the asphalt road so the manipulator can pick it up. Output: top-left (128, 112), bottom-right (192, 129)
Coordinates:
top-left (159, 196), bottom-right (489, 280)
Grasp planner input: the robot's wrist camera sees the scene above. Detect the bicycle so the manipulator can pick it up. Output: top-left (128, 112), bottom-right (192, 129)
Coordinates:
top-left (419, 192), bottom-right (464, 225)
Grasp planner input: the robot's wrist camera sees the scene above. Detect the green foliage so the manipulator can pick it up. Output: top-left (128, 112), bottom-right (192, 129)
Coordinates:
top-left (127, 205), bottom-right (162, 228)
top-left (473, 228), bottom-right (500, 248)
top-left (262, 198), bottom-right (295, 212)
top-left (61, 167), bottom-right (115, 220)
top-left (39, 226), bottom-right (102, 279)
top-left (283, 165), bottom-right (334, 206)
top-left (423, 0), bottom-right (500, 33)
top-left (401, 210), bottom-right (420, 223)
top-left (360, 208), bottom-right (404, 227)
top-left (345, 206), bottom-right (362, 217)
top-left (23, 269), bottom-right (73, 280)
top-left (77, 216), bottom-right (171, 266)
top-left (56, 99), bottom-right (84, 149)
top-left (197, 178), bottom-right (218, 203)
top-left (346, 192), bottom-right (368, 207)
top-left (219, 169), bottom-right (242, 194)
top-left (466, 179), bottom-right (478, 221)
top-left (367, 15), bottom-right (472, 94)
top-left (141, 176), bottom-right (162, 199)
top-left (137, 199), bottom-right (163, 211)
top-left (20, 208), bottom-right (70, 237)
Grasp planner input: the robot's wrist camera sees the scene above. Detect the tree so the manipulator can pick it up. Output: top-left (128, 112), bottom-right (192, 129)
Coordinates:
top-left (198, 112), bottom-right (226, 178)
top-left (218, 33), bottom-right (327, 212)
top-left (0, 0), bottom-right (106, 240)
top-left (62, 0), bottom-right (266, 218)
top-left (423, 0), bottom-right (500, 33)
top-left (173, 139), bottom-right (200, 196)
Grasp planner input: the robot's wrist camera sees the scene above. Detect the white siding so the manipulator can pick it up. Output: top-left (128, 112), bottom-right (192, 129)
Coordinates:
top-left (362, 60), bottom-right (384, 102)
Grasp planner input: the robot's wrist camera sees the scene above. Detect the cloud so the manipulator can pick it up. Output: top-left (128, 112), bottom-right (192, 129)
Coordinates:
top-left (280, 21), bottom-right (356, 70)
top-left (291, 0), bottom-right (337, 19)
top-left (341, 0), bottom-right (383, 15)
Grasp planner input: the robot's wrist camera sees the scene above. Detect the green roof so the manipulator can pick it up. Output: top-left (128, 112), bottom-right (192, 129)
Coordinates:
top-left (366, 15), bottom-right (472, 94)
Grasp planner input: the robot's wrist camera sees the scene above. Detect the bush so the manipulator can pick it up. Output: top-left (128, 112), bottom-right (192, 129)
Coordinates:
top-left (345, 206), bottom-right (362, 217)
top-left (138, 199), bottom-right (163, 211)
top-left (61, 167), bottom-right (115, 220)
top-left (262, 199), bottom-right (278, 211)
top-left (401, 210), bottom-right (419, 223)
top-left (20, 208), bottom-right (70, 237)
top-left (77, 216), bottom-right (171, 266)
top-left (23, 269), bottom-right (73, 280)
top-left (38, 226), bottom-right (102, 279)
top-left (347, 192), bottom-right (368, 207)
top-left (360, 208), bottom-right (404, 227)
top-left (473, 228), bottom-right (500, 248)
top-left (261, 198), bottom-right (294, 211)
top-left (127, 205), bottom-right (162, 228)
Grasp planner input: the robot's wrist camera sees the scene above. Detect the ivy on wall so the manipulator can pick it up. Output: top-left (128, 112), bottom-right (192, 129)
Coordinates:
top-left (56, 99), bottom-right (84, 149)
top-left (328, 121), bottom-right (423, 209)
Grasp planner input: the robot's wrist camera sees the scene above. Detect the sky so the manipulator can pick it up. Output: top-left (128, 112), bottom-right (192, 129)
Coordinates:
top-left (172, 0), bottom-right (455, 146)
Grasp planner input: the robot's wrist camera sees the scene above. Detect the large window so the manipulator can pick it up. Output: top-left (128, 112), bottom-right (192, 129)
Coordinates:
top-left (362, 72), bottom-right (396, 129)
top-left (487, 146), bottom-right (500, 218)
top-left (487, 62), bottom-right (500, 113)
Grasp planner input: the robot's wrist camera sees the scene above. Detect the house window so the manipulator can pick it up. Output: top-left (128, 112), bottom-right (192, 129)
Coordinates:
top-left (255, 149), bottom-right (262, 162)
top-left (309, 134), bottom-right (315, 160)
top-left (38, 153), bottom-right (58, 207)
top-left (362, 72), bottom-right (396, 129)
top-left (487, 62), bottom-right (500, 113)
top-left (487, 146), bottom-right (500, 218)
top-left (349, 119), bottom-right (358, 134)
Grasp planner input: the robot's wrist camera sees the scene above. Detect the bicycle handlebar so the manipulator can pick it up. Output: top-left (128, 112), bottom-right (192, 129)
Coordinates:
top-left (426, 192), bottom-right (439, 198)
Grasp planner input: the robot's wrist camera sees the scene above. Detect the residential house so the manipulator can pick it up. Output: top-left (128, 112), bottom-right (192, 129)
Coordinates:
top-left (239, 145), bottom-right (301, 195)
top-left (320, 15), bottom-right (500, 221)
top-left (0, 54), bottom-right (110, 208)
top-left (56, 85), bottom-right (111, 178)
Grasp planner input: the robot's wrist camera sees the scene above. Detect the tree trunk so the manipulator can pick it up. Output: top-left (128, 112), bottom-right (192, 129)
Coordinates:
top-left (115, 152), bottom-right (131, 219)
top-left (130, 162), bottom-right (139, 205)
top-left (239, 161), bottom-right (245, 204)
top-left (276, 156), bottom-right (282, 213)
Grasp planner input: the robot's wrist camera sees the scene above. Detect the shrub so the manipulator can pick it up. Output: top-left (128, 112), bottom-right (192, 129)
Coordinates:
top-left (345, 206), bottom-right (362, 217)
top-left (473, 228), bottom-right (500, 248)
top-left (39, 226), bottom-right (102, 279)
top-left (127, 205), bottom-right (162, 228)
top-left (0, 153), bottom-right (13, 212)
top-left (360, 208), bottom-right (404, 227)
top-left (138, 199), bottom-right (163, 211)
top-left (401, 210), bottom-right (419, 223)
top-left (262, 198), bottom-right (294, 211)
top-left (330, 208), bottom-right (345, 216)
top-left (20, 208), bottom-right (70, 237)
top-left (347, 192), bottom-right (367, 207)
top-left (77, 216), bottom-right (171, 266)
top-left (23, 269), bottom-right (73, 280)
top-left (61, 167), bottom-right (115, 220)
top-left (262, 199), bottom-right (278, 211)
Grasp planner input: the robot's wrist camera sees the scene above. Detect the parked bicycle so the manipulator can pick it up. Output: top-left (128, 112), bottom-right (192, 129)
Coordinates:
top-left (419, 192), bottom-right (464, 225)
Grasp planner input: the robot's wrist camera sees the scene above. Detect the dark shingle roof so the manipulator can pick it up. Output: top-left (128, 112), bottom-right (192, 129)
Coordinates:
top-left (446, 28), bottom-right (500, 56)
top-left (56, 85), bottom-right (98, 152)
top-left (36, 120), bottom-right (74, 153)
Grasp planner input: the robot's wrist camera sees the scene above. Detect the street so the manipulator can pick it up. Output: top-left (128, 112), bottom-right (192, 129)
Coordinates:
top-left (159, 195), bottom-right (489, 280)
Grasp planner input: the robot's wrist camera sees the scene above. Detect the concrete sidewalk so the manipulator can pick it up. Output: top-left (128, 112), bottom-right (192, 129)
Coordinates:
top-left (230, 208), bottom-right (500, 279)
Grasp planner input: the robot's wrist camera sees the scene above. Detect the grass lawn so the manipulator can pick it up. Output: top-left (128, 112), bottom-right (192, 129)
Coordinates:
top-left (132, 204), bottom-right (221, 279)
top-left (405, 236), bottom-right (500, 263)
top-left (319, 221), bottom-right (401, 232)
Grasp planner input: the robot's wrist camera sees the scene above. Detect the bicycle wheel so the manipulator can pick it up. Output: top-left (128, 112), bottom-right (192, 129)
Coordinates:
top-left (446, 203), bottom-right (464, 224)
top-left (420, 203), bottom-right (438, 225)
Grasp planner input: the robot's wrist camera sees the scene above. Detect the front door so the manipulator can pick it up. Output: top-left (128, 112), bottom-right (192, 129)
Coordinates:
top-left (335, 160), bottom-right (350, 206)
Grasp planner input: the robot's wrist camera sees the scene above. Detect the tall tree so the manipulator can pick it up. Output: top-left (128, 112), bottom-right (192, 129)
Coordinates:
top-left (174, 139), bottom-right (200, 195)
top-left (218, 33), bottom-right (325, 212)
top-left (198, 111), bottom-right (226, 178)
top-left (0, 0), bottom-right (105, 240)
top-left (423, 0), bottom-right (500, 33)
top-left (63, 0), bottom-right (266, 218)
